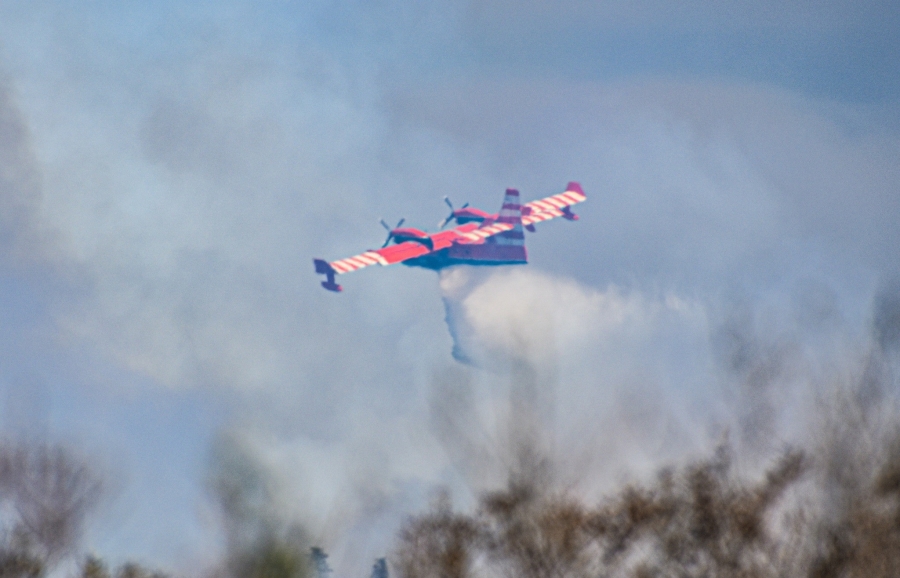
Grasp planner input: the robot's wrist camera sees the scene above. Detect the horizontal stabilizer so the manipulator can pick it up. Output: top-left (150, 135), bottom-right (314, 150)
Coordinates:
top-left (522, 182), bottom-right (586, 227)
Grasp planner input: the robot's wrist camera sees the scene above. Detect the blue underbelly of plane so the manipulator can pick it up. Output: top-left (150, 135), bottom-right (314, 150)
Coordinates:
top-left (402, 244), bottom-right (528, 270)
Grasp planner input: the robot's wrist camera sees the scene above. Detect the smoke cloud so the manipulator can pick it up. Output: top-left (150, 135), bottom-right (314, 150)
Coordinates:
top-left (397, 280), bottom-right (900, 578)
top-left (0, 1), bottom-right (898, 575)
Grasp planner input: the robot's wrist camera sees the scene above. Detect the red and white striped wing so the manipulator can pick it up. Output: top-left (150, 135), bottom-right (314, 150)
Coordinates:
top-left (329, 242), bottom-right (431, 274)
top-left (375, 242), bottom-right (432, 264)
top-left (328, 250), bottom-right (391, 274)
top-left (426, 221), bottom-right (516, 247)
top-left (453, 222), bottom-right (514, 245)
top-left (521, 210), bottom-right (563, 226)
top-left (522, 183), bottom-right (586, 226)
top-left (328, 222), bottom-right (519, 274)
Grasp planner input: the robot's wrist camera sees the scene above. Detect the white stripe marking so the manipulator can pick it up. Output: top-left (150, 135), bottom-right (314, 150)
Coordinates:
top-left (346, 257), bottom-right (368, 268)
top-left (365, 252), bottom-right (389, 266)
top-left (547, 197), bottom-right (567, 208)
top-left (332, 262), bottom-right (352, 273)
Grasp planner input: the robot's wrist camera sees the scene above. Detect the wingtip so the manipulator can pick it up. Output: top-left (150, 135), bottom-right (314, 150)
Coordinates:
top-left (314, 258), bottom-right (342, 292)
top-left (566, 181), bottom-right (584, 195)
top-left (313, 258), bottom-right (334, 274)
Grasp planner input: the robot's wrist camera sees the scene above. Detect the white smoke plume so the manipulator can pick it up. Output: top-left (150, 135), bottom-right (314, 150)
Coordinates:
top-left (398, 273), bottom-right (900, 578)
top-left (437, 266), bottom-right (720, 498)
top-left (0, 1), bottom-right (898, 575)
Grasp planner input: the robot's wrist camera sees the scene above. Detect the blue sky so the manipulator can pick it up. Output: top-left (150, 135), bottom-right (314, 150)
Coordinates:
top-left (0, 1), bottom-right (898, 575)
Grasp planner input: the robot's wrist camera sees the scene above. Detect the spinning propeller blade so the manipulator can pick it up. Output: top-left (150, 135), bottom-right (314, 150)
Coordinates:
top-left (439, 198), bottom-right (470, 229)
top-left (380, 218), bottom-right (406, 247)
top-left (379, 218), bottom-right (392, 247)
top-left (438, 197), bottom-right (454, 228)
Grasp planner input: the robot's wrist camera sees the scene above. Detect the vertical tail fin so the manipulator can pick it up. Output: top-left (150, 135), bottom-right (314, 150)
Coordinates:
top-left (495, 188), bottom-right (525, 246)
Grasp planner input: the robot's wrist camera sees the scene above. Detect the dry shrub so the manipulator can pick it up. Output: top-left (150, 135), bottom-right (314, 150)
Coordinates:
top-left (393, 493), bottom-right (482, 578)
top-left (76, 555), bottom-right (173, 578)
top-left (396, 282), bottom-right (900, 578)
top-left (597, 446), bottom-right (806, 578)
top-left (392, 445), bottom-right (816, 578)
top-left (0, 440), bottom-right (103, 576)
top-left (207, 432), bottom-right (310, 578)
top-left (0, 440), bottom-right (173, 578)
top-left (480, 482), bottom-right (598, 578)
top-left (803, 430), bottom-right (900, 578)
top-left (393, 418), bottom-right (900, 578)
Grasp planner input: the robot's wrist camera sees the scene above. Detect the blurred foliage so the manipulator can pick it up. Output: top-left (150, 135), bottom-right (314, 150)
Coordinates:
top-left (396, 285), bottom-right (900, 578)
top-left (208, 432), bottom-right (311, 578)
top-left (77, 555), bottom-right (172, 578)
top-left (394, 428), bottom-right (900, 578)
top-left (0, 441), bottom-right (102, 577)
top-left (0, 441), bottom-right (175, 578)
top-left (233, 540), bottom-right (310, 578)
top-left (80, 555), bottom-right (110, 578)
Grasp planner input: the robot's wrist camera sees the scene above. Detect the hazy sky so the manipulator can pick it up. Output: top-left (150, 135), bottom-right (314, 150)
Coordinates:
top-left (0, 1), bottom-right (898, 575)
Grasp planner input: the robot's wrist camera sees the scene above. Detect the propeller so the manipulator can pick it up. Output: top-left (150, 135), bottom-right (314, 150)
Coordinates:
top-left (380, 217), bottom-right (405, 247)
top-left (438, 197), bottom-right (469, 229)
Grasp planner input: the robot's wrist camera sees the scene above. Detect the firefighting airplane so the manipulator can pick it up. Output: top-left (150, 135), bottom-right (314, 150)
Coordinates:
top-left (313, 182), bottom-right (586, 292)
